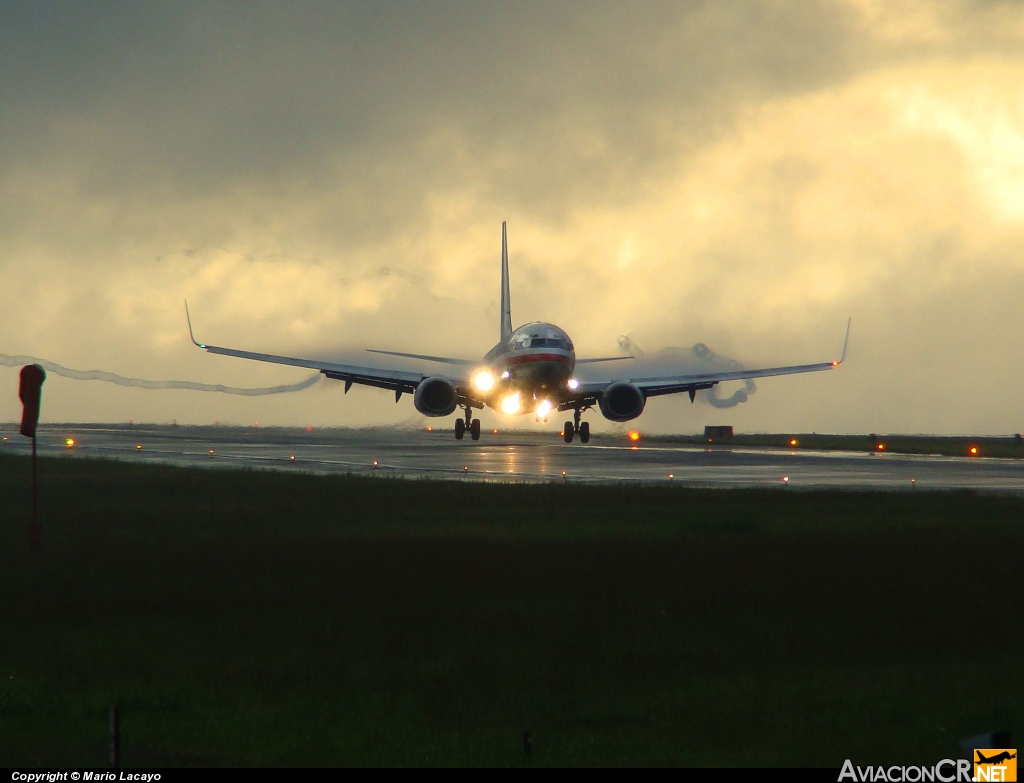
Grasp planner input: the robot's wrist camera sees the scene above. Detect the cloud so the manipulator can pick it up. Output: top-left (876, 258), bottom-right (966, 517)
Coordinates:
top-left (1, 1), bottom-right (1024, 433)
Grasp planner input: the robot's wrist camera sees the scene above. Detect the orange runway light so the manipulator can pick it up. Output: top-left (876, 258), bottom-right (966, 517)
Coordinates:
top-left (290, 455), bottom-right (295, 461)
top-left (426, 426), bottom-right (433, 432)
top-left (668, 473), bottom-right (674, 479)
top-left (2, 436), bottom-right (7, 441)
top-left (209, 450), bottom-right (215, 456)
top-left (969, 446), bottom-right (979, 456)
top-left (876, 443), bottom-right (885, 451)
top-left (136, 444), bottom-right (142, 450)
top-left (628, 431), bottom-right (641, 442)
top-left (782, 476), bottom-right (789, 484)
top-left (306, 426), bottom-right (314, 432)
top-left (789, 439), bottom-right (798, 447)
top-left (559, 431), bottom-right (564, 437)
top-left (65, 438), bottom-right (75, 448)
top-left (493, 429), bottom-right (499, 434)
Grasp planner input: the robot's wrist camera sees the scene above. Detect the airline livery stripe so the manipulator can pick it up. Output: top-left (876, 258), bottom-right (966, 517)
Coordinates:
top-left (507, 353), bottom-right (574, 367)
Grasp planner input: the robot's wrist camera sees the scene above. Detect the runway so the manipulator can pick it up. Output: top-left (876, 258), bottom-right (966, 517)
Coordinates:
top-left (4, 423), bottom-right (1024, 492)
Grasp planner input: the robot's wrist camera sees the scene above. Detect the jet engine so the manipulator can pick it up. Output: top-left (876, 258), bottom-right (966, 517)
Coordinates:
top-left (598, 381), bottom-right (646, 422)
top-left (413, 376), bottom-right (459, 417)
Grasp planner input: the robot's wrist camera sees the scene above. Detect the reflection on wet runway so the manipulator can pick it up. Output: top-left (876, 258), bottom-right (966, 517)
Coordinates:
top-left (3, 424), bottom-right (1023, 492)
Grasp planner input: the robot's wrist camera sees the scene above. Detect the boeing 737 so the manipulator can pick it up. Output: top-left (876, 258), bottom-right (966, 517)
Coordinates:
top-left (187, 222), bottom-right (849, 442)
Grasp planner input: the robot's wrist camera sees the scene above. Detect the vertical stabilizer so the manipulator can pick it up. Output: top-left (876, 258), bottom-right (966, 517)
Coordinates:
top-left (500, 221), bottom-right (513, 343)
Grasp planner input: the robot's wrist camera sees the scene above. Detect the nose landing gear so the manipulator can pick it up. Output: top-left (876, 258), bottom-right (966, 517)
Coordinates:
top-left (455, 407), bottom-right (481, 441)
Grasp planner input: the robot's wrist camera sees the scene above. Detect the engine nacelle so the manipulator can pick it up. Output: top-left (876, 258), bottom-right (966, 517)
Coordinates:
top-left (598, 382), bottom-right (646, 422)
top-left (413, 376), bottom-right (459, 417)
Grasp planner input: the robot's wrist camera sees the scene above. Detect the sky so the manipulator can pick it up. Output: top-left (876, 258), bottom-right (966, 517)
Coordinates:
top-left (2, 0), bottom-right (1024, 435)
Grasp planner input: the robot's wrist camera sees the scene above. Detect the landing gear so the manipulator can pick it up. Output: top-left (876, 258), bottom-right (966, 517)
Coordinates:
top-left (564, 408), bottom-right (591, 444)
top-left (455, 406), bottom-right (481, 441)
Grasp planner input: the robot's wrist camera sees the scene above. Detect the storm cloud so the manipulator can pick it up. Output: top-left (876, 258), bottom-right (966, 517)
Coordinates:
top-left (2, 1), bottom-right (1024, 433)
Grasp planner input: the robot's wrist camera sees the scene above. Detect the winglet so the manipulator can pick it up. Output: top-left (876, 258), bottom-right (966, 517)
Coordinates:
top-left (834, 317), bottom-right (851, 366)
top-left (184, 300), bottom-right (206, 349)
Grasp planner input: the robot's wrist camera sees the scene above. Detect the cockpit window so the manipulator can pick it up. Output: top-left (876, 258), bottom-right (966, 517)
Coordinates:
top-left (514, 333), bottom-right (532, 349)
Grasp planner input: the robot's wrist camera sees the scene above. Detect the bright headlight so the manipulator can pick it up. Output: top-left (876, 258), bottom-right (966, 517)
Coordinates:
top-left (536, 399), bottom-right (552, 418)
top-left (567, 378), bottom-right (579, 390)
top-left (500, 393), bottom-right (521, 415)
top-left (472, 370), bottom-right (495, 392)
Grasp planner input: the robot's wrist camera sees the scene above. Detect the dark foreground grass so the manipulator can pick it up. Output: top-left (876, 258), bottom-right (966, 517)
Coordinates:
top-left (0, 454), bottom-right (1021, 767)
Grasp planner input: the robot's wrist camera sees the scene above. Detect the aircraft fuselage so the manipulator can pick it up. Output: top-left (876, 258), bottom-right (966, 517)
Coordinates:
top-left (479, 321), bottom-right (575, 416)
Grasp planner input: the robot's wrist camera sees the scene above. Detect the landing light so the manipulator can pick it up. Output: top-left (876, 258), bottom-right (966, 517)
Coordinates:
top-left (501, 370), bottom-right (510, 379)
top-left (472, 370), bottom-right (495, 393)
top-left (536, 399), bottom-right (552, 418)
top-left (500, 393), bottom-right (521, 415)
top-left (567, 378), bottom-right (579, 390)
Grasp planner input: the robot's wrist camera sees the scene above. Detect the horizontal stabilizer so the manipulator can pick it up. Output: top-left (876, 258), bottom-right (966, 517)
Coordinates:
top-left (366, 349), bottom-right (475, 366)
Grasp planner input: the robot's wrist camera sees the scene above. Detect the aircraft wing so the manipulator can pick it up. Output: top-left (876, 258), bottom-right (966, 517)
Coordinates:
top-left (186, 304), bottom-right (464, 397)
top-left (571, 319), bottom-right (850, 402)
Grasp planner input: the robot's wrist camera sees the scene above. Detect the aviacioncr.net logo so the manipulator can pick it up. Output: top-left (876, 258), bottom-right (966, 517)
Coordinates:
top-left (839, 759), bottom-right (973, 782)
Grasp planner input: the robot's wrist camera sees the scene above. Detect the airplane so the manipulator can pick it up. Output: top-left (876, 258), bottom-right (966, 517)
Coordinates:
top-left (187, 222), bottom-right (849, 443)
top-left (976, 752), bottom-right (1016, 765)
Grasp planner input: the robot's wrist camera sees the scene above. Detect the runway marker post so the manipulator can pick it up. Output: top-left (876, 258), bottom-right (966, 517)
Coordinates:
top-left (109, 704), bottom-right (119, 767)
top-left (18, 365), bottom-right (46, 550)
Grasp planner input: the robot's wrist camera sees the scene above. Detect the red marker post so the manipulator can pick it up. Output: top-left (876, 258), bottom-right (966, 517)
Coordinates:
top-left (19, 364), bottom-right (46, 549)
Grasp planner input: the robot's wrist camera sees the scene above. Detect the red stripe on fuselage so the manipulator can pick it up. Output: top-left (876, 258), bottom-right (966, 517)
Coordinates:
top-left (506, 353), bottom-right (574, 367)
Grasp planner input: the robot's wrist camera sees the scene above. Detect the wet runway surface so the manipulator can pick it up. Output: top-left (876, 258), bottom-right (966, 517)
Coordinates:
top-left (4, 423), bottom-right (1024, 492)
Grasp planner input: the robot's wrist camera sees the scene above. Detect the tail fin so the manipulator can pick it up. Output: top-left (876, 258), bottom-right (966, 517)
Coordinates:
top-left (500, 221), bottom-right (513, 342)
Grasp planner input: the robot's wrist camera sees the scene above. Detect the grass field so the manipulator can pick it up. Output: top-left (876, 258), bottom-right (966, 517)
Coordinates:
top-left (0, 453), bottom-right (1020, 767)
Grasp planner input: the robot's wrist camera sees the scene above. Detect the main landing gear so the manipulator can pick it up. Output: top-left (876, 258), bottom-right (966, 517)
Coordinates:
top-left (454, 407), bottom-right (481, 441)
top-left (563, 408), bottom-right (590, 444)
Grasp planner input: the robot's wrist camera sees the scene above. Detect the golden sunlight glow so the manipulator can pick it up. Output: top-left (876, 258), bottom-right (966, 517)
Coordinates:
top-left (472, 370), bottom-right (495, 393)
top-left (536, 399), bottom-right (553, 418)
top-left (628, 431), bottom-right (641, 442)
top-left (65, 438), bottom-right (75, 448)
top-left (500, 393), bottom-right (521, 415)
